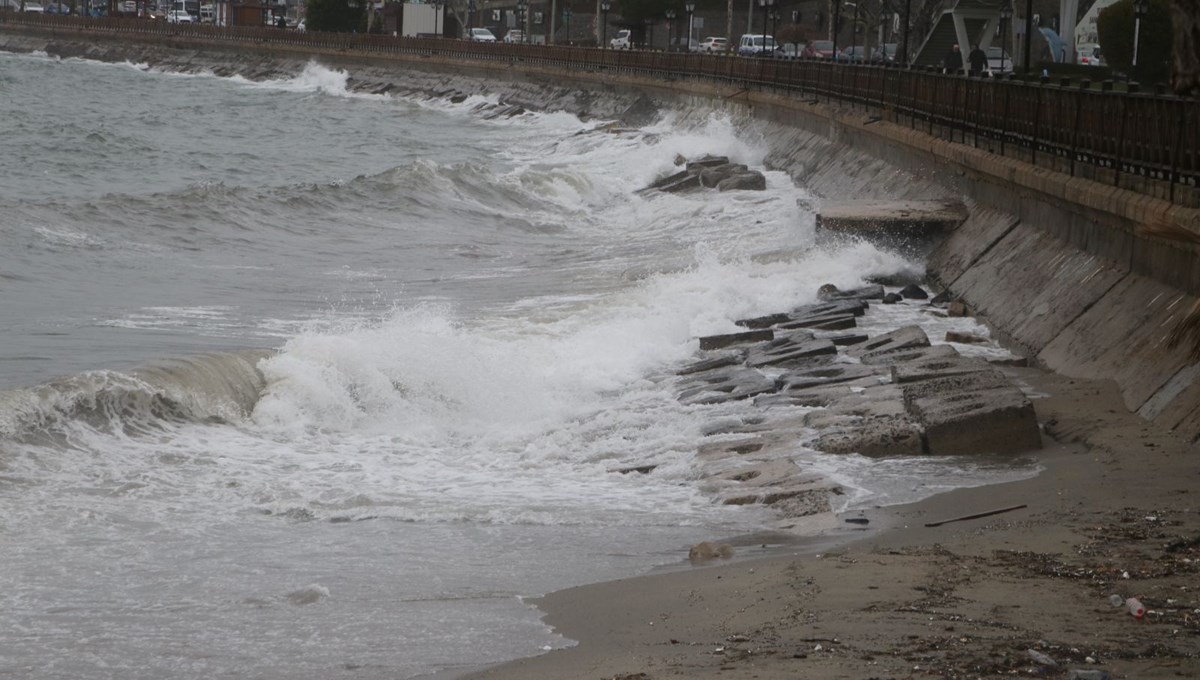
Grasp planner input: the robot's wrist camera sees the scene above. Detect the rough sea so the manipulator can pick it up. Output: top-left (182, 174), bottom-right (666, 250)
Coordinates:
top-left (0, 51), bottom-right (1037, 679)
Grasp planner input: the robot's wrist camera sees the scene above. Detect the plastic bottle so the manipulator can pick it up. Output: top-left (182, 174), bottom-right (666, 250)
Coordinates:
top-left (1126, 597), bottom-right (1145, 619)
top-left (1108, 594), bottom-right (1124, 608)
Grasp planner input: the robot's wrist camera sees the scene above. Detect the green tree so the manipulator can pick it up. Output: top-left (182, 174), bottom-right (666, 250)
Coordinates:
top-left (1097, 0), bottom-right (1173, 84)
top-left (305, 0), bottom-right (365, 33)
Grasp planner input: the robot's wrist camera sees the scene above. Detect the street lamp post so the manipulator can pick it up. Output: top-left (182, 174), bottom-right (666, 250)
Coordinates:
top-left (665, 9), bottom-right (676, 50)
top-left (770, 7), bottom-right (778, 44)
top-left (468, 0), bottom-right (476, 32)
top-left (564, 5), bottom-right (572, 44)
top-left (645, 16), bottom-right (653, 49)
top-left (849, 1), bottom-right (859, 59)
top-left (758, 0), bottom-right (773, 39)
top-left (901, 0), bottom-right (911, 65)
top-left (879, 8), bottom-right (891, 61)
top-left (601, 0), bottom-right (611, 47)
top-left (685, 0), bottom-right (695, 51)
top-left (1022, 0), bottom-right (1033, 73)
top-left (833, 0), bottom-right (842, 57)
top-left (1132, 0), bottom-right (1148, 73)
top-left (518, 0), bottom-right (528, 42)
top-left (999, 5), bottom-right (1012, 74)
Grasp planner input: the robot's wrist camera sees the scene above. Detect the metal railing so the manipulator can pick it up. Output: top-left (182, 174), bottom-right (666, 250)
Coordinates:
top-left (3, 12), bottom-right (1197, 204)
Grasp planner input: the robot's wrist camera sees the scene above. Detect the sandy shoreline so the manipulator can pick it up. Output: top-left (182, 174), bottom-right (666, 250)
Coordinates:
top-left (458, 367), bottom-right (1199, 680)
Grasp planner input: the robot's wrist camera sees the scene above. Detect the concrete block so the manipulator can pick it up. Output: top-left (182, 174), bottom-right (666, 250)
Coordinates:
top-left (678, 367), bottom-right (778, 405)
top-left (778, 364), bottom-right (885, 391)
top-left (817, 199), bottom-right (968, 238)
top-left (677, 351), bottom-right (745, 376)
top-left (811, 415), bottom-right (926, 457)
top-left (891, 354), bottom-right (996, 384)
top-left (734, 312), bottom-right (792, 329)
top-left (777, 313), bottom-right (858, 331)
top-left (746, 335), bottom-right (838, 368)
top-left (848, 325), bottom-right (930, 360)
top-left (908, 385), bottom-right (1042, 455)
top-left (698, 329), bottom-right (773, 350)
top-left (1039, 277), bottom-right (1198, 412)
top-left (859, 343), bottom-right (960, 366)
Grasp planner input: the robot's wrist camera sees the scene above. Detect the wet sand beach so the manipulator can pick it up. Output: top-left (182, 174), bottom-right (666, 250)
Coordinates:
top-left (466, 368), bottom-right (1200, 680)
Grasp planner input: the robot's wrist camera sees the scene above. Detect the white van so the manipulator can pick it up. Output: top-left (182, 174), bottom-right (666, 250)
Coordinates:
top-left (609, 29), bottom-right (631, 49)
top-left (737, 34), bottom-right (777, 57)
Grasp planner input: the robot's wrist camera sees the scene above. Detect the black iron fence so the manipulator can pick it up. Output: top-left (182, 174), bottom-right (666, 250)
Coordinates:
top-left (4, 12), bottom-right (1198, 204)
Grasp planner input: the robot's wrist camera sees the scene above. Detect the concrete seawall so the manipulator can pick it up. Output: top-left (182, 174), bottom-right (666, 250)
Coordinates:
top-left (3, 27), bottom-right (1196, 442)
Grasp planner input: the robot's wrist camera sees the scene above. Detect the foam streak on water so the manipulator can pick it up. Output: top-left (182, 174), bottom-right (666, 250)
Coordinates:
top-left (0, 53), bottom-right (1035, 679)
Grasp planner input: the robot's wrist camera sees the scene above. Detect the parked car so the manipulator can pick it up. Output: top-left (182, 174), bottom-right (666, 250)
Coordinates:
top-left (774, 42), bottom-right (803, 59)
top-left (44, 1), bottom-right (71, 13)
top-left (609, 29), bottom-right (631, 49)
top-left (469, 27), bottom-right (496, 42)
top-left (871, 42), bottom-right (898, 62)
top-left (838, 45), bottom-right (867, 61)
top-left (697, 36), bottom-right (727, 53)
top-left (166, 8), bottom-right (192, 22)
top-left (21, 1), bottom-right (46, 12)
top-left (986, 46), bottom-right (1013, 73)
top-left (1076, 43), bottom-right (1103, 66)
top-left (504, 29), bottom-right (524, 44)
top-left (802, 40), bottom-right (834, 59)
top-left (296, 19), bottom-right (305, 31)
top-left (737, 34), bottom-right (777, 57)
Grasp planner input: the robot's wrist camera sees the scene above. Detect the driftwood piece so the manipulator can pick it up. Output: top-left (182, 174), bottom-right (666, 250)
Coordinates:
top-left (924, 504), bottom-right (1028, 528)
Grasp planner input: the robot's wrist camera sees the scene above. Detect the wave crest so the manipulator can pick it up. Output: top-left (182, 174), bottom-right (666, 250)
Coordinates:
top-left (0, 350), bottom-right (272, 442)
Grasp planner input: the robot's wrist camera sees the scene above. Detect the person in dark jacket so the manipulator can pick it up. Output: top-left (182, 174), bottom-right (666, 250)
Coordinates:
top-left (943, 43), bottom-right (963, 74)
top-left (968, 43), bottom-right (988, 75)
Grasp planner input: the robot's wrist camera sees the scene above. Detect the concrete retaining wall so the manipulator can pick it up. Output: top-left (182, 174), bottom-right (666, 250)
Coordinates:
top-left (2, 26), bottom-right (1197, 443)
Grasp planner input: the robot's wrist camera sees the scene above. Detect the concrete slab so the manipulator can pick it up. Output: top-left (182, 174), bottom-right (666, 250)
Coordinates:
top-left (1038, 277), bottom-right (1198, 412)
top-left (677, 351), bottom-right (745, 376)
top-left (678, 367), bottom-right (777, 405)
top-left (950, 226), bottom-right (1126, 357)
top-left (778, 364), bottom-right (885, 391)
top-left (891, 355), bottom-right (996, 384)
top-left (777, 314), bottom-right (858, 331)
top-left (698, 329), bottom-right (774, 350)
top-left (848, 325), bottom-right (931, 360)
top-left (926, 205), bottom-right (1020, 288)
top-left (858, 343), bottom-right (960, 366)
top-left (816, 199), bottom-right (969, 237)
top-left (746, 336), bottom-right (838, 369)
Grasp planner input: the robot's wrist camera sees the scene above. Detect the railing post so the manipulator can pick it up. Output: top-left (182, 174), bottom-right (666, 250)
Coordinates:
top-left (1114, 87), bottom-right (1133, 187)
top-left (1031, 77), bottom-right (1045, 167)
top-left (999, 76), bottom-right (1011, 155)
top-left (1170, 98), bottom-right (1187, 203)
top-left (1069, 82), bottom-right (1087, 176)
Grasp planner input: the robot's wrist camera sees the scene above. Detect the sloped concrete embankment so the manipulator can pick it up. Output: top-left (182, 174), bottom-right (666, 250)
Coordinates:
top-left (928, 206), bottom-right (1200, 444)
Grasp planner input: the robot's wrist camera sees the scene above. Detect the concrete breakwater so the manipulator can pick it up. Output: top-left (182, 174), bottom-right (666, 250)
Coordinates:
top-left (2, 27), bottom-right (1195, 446)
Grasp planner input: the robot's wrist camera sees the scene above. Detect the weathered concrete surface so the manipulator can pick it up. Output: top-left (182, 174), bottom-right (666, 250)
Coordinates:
top-left (949, 226), bottom-right (1126, 358)
top-left (746, 335), bottom-right (838, 369)
top-left (811, 416), bottom-right (925, 457)
top-left (1038, 277), bottom-right (1198, 413)
top-left (816, 199), bottom-right (968, 237)
top-left (926, 205), bottom-right (1021, 288)
top-left (698, 329), bottom-right (774, 351)
top-left (848, 326), bottom-right (931, 361)
top-left (897, 361), bottom-right (1042, 455)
